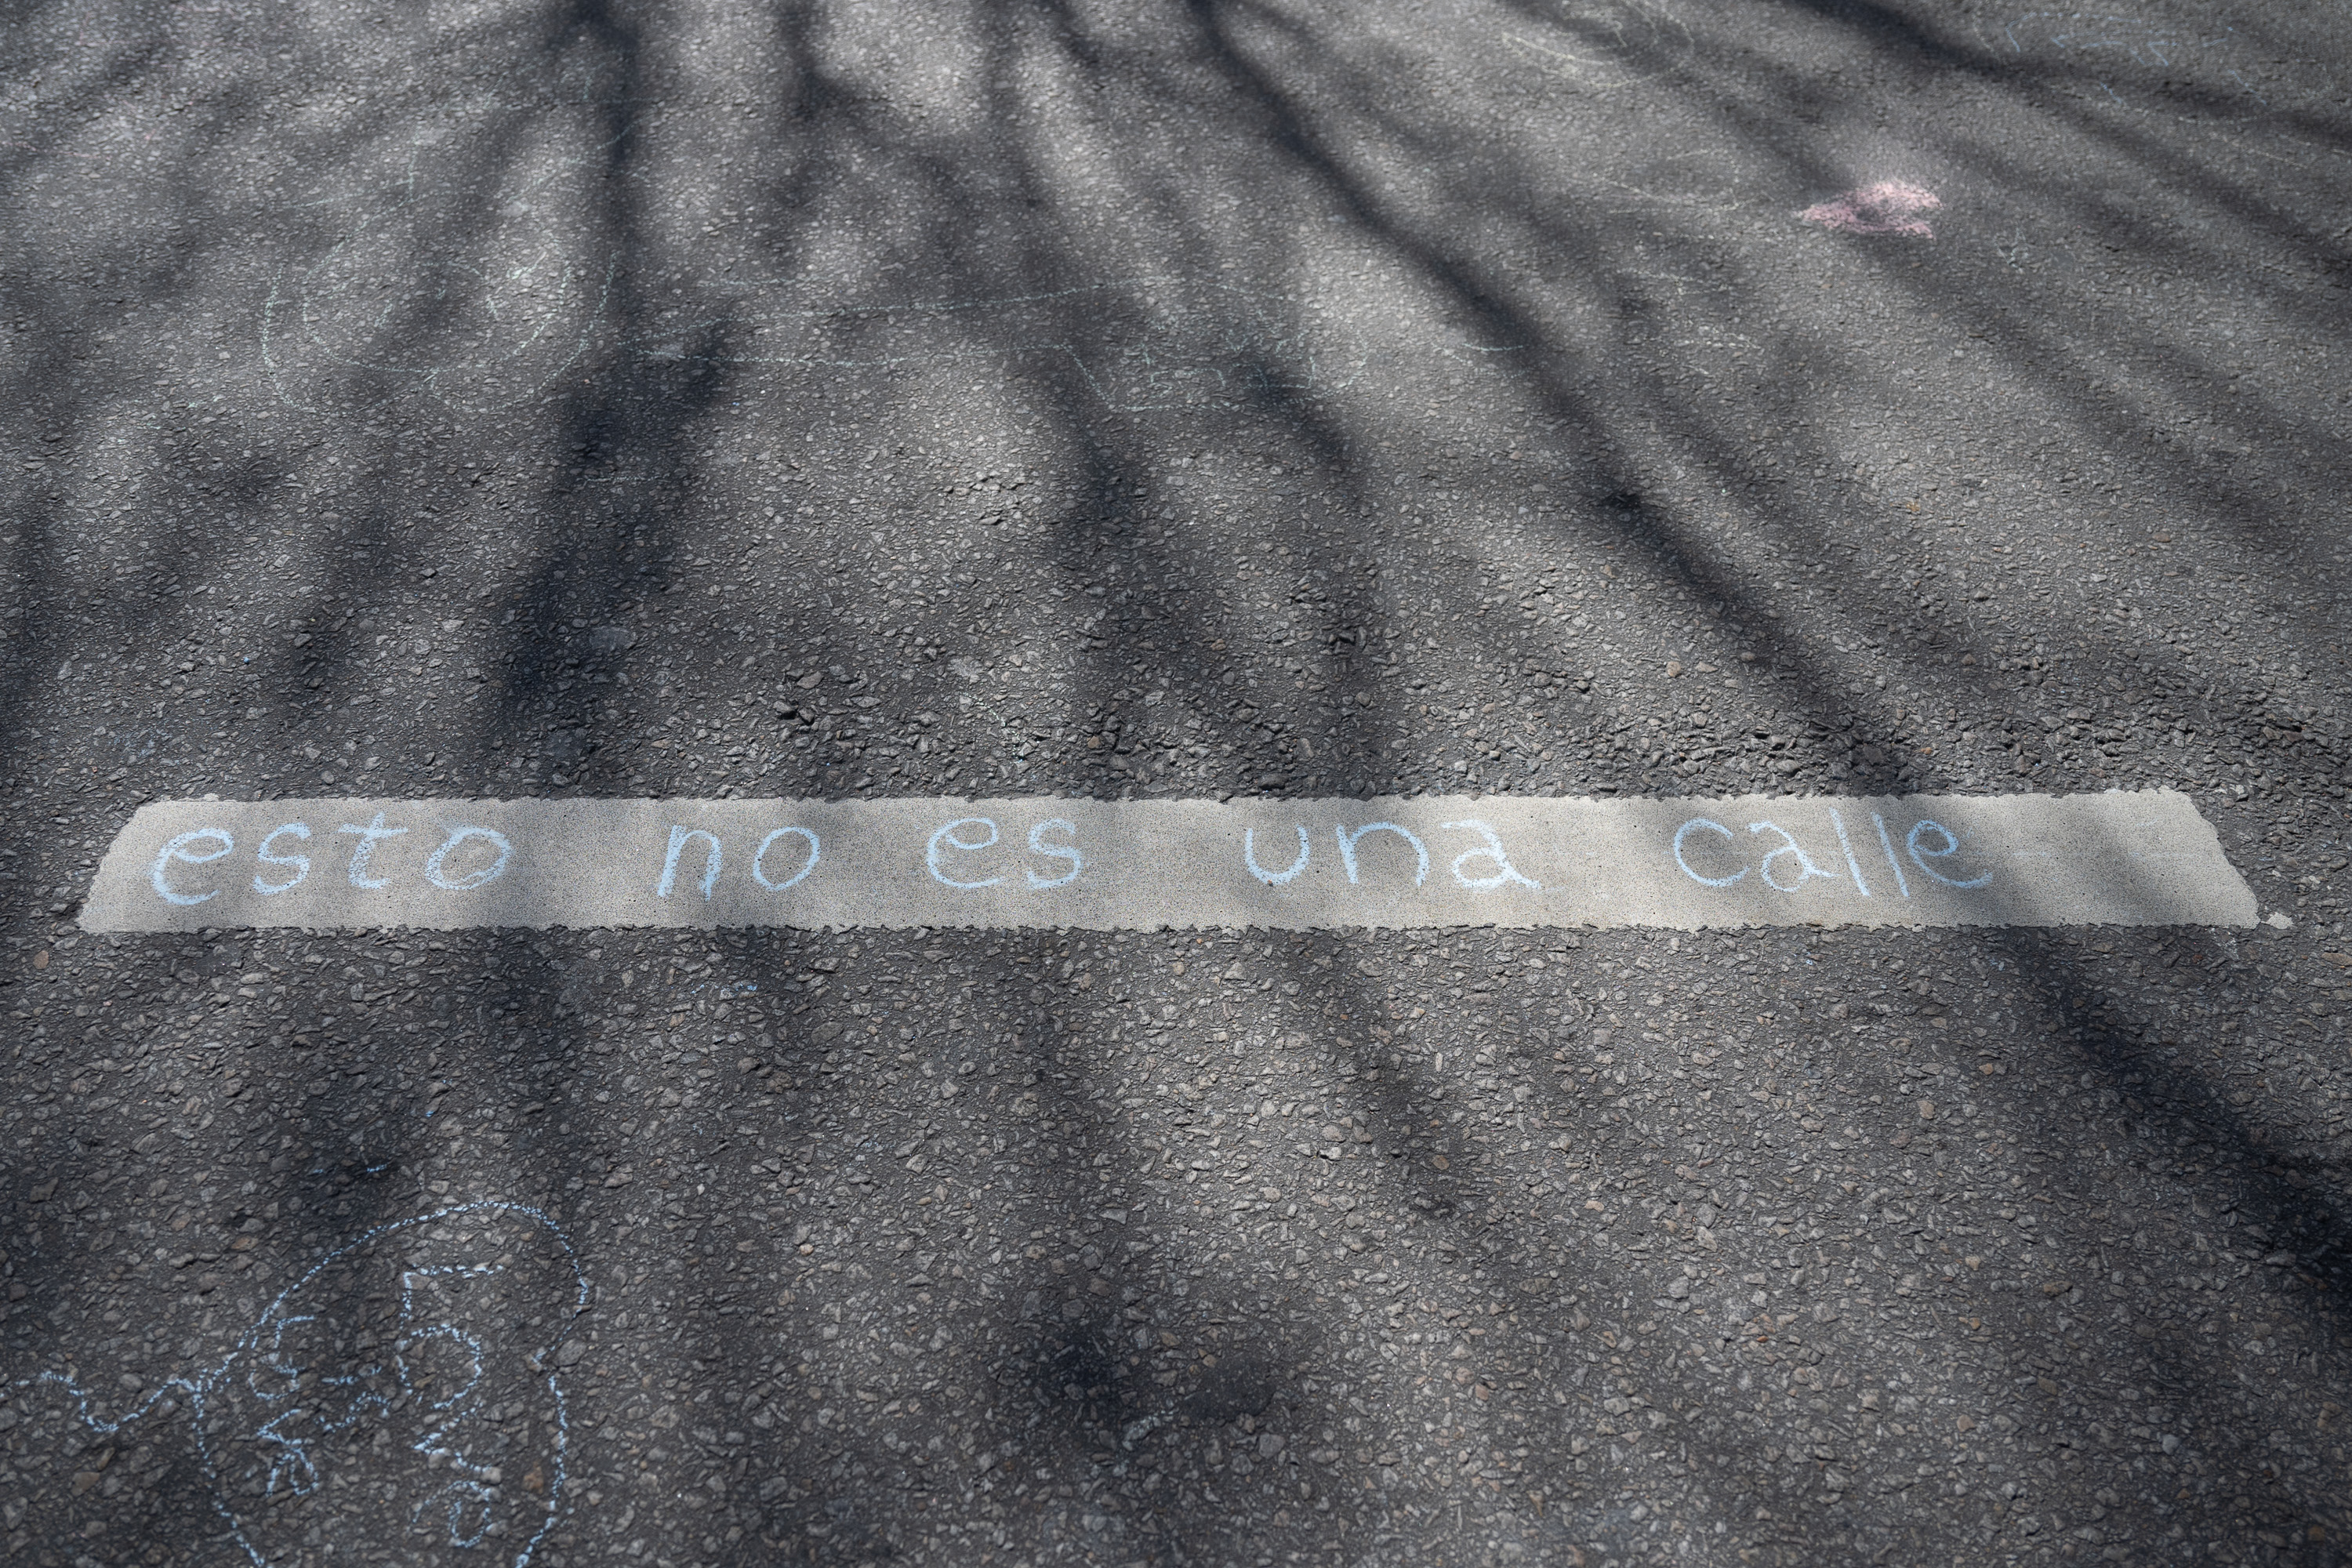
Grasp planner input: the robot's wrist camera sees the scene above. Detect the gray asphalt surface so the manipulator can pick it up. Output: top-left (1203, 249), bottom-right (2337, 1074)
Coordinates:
top-left (3, 0), bottom-right (2350, 1564)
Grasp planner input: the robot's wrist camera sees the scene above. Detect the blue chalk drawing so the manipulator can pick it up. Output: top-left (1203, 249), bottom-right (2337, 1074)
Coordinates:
top-left (24, 1202), bottom-right (590, 1568)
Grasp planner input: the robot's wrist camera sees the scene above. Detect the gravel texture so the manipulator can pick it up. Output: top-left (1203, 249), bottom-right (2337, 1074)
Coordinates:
top-left (2, 0), bottom-right (2350, 1563)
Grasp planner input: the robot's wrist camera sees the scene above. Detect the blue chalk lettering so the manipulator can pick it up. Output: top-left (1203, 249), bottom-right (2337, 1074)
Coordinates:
top-left (1025, 818), bottom-right (1083, 890)
top-left (752, 826), bottom-right (821, 891)
top-left (1336, 822), bottom-right (1429, 886)
top-left (1244, 825), bottom-right (1311, 886)
top-left (657, 826), bottom-right (723, 900)
top-left (1672, 818), bottom-right (1745, 887)
top-left (927, 817), bottom-right (1003, 889)
top-left (1439, 819), bottom-right (1539, 890)
top-left (151, 827), bottom-right (234, 906)
top-left (1907, 818), bottom-right (1992, 888)
top-left (1872, 812), bottom-right (1912, 898)
top-left (336, 811), bottom-right (407, 889)
top-left (1748, 820), bottom-right (1839, 892)
top-left (253, 822), bottom-right (312, 896)
top-left (1828, 808), bottom-right (1870, 898)
top-left (426, 826), bottom-right (514, 892)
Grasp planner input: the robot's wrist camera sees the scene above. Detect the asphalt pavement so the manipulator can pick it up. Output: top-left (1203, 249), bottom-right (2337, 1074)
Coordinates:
top-left (2, 0), bottom-right (2350, 1564)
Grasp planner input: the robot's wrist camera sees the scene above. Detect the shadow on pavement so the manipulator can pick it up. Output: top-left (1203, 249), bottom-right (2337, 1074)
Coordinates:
top-left (1, 0), bottom-right (2347, 1559)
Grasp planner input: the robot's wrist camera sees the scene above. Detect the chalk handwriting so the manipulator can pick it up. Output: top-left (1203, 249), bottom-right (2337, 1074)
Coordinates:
top-left (1337, 822), bottom-right (1430, 887)
top-left (924, 815), bottom-right (1088, 891)
top-left (148, 815), bottom-right (518, 902)
top-left (1828, 808), bottom-right (1871, 897)
top-left (339, 811), bottom-right (408, 887)
top-left (1907, 818), bottom-right (1993, 887)
top-left (1872, 812), bottom-right (1913, 898)
top-left (141, 808), bottom-right (2005, 907)
top-left (1749, 819), bottom-right (1839, 892)
top-left (1441, 820), bottom-right (1541, 890)
top-left (95, 793), bottom-right (2251, 932)
top-left (425, 826), bottom-right (513, 891)
top-left (1240, 821), bottom-right (1537, 893)
top-left (659, 825), bottom-right (725, 899)
top-left (1672, 810), bottom-right (1994, 897)
top-left (927, 816), bottom-right (1005, 889)
top-left (1672, 818), bottom-right (1744, 887)
top-left (254, 822), bottom-right (313, 895)
top-left (752, 826), bottom-right (822, 891)
top-left (1245, 826), bottom-right (1313, 886)
top-left (151, 826), bottom-right (235, 906)
top-left (1025, 818), bottom-right (1084, 889)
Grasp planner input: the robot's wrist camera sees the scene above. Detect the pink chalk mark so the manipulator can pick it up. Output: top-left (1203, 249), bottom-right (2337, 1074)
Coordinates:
top-left (1799, 180), bottom-right (1942, 238)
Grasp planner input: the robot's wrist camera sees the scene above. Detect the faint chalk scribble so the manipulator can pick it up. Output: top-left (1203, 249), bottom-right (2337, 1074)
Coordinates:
top-left (18, 1202), bottom-right (590, 1568)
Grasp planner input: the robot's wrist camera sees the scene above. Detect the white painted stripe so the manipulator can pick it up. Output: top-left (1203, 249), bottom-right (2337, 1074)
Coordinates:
top-left (81, 790), bottom-right (2254, 934)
